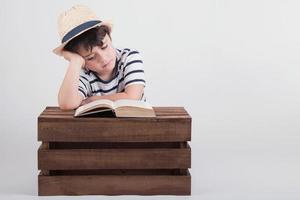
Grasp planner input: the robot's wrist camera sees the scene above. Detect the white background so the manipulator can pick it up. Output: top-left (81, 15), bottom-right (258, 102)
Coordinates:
top-left (0, 0), bottom-right (299, 199)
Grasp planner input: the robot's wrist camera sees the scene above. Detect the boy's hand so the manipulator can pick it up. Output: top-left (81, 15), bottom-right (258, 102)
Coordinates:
top-left (61, 50), bottom-right (85, 67)
top-left (80, 96), bottom-right (101, 105)
top-left (80, 96), bottom-right (94, 105)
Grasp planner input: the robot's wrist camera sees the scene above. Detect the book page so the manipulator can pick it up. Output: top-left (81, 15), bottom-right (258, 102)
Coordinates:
top-left (114, 99), bottom-right (152, 109)
top-left (75, 99), bottom-right (115, 116)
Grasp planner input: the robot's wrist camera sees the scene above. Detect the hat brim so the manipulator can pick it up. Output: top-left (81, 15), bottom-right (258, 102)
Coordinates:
top-left (53, 21), bottom-right (113, 56)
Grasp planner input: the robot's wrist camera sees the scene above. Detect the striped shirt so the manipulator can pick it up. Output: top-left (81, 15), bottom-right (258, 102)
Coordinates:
top-left (78, 48), bottom-right (146, 101)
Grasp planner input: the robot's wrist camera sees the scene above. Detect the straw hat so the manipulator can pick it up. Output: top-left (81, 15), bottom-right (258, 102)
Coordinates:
top-left (53, 5), bottom-right (112, 55)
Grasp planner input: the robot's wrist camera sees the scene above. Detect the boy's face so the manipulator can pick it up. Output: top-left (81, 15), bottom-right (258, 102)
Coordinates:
top-left (77, 34), bottom-right (116, 77)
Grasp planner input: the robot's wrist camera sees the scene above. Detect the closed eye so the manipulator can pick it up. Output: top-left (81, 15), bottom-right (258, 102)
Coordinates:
top-left (86, 55), bottom-right (95, 61)
top-left (101, 44), bottom-right (108, 50)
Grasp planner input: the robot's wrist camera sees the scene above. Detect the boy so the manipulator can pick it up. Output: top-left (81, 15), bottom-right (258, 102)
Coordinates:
top-left (53, 5), bottom-right (146, 110)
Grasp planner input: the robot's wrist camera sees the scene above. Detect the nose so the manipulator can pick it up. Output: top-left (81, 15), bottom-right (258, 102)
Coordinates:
top-left (97, 52), bottom-right (110, 65)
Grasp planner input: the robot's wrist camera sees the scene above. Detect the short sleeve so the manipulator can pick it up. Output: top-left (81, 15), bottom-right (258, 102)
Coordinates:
top-left (78, 71), bottom-right (92, 98)
top-left (123, 50), bottom-right (146, 88)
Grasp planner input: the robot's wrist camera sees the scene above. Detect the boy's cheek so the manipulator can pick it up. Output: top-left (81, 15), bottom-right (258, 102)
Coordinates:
top-left (85, 61), bottom-right (94, 69)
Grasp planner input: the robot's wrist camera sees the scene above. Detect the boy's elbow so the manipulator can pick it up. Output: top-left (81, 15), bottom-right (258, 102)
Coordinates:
top-left (59, 102), bottom-right (79, 110)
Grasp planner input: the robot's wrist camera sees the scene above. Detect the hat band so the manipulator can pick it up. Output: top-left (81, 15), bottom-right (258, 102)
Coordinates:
top-left (61, 20), bottom-right (102, 43)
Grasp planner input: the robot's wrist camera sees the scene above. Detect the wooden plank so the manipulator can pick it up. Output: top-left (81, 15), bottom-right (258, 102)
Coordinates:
top-left (39, 107), bottom-right (191, 119)
top-left (38, 143), bottom-right (191, 170)
top-left (38, 170), bottom-right (191, 195)
top-left (38, 118), bottom-right (191, 142)
top-left (38, 107), bottom-right (191, 142)
top-left (41, 107), bottom-right (191, 117)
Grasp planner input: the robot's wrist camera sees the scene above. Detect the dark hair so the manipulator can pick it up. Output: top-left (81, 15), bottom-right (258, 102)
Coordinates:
top-left (63, 25), bottom-right (111, 53)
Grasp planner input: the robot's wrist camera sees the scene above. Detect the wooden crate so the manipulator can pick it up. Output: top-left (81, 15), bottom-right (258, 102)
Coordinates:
top-left (37, 107), bottom-right (192, 195)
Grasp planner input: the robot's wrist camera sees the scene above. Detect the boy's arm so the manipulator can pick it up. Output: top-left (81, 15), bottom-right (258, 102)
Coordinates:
top-left (81, 84), bottom-right (144, 105)
top-left (58, 51), bottom-right (85, 110)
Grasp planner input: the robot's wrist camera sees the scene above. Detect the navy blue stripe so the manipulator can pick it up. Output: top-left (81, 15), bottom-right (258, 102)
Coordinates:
top-left (119, 51), bottom-right (138, 68)
top-left (121, 52), bottom-right (127, 57)
top-left (62, 20), bottom-right (101, 43)
top-left (89, 76), bottom-right (145, 94)
top-left (121, 49), bottom-right (130, 56)
top-left (124, 60), bottom-right (143, 72)
top-left (116, 58), bottom-right (121, 70)
top-left (79, 79), bottom-right (88, 90)
top-left (84, 69), bottom-right (91, 75)
top-left (78, 88), bottom-right (86, 97)
top-left (78, 86), bottom-right (85, 91)
top-left (124, 70), bottom-right (144, 78)
top-left (127, 51), bottom-right (139, 56)
top-left (90, 71), bottom-right (119, 84)
top-left (90, 69), bottom-right (144, 94)
top-left (90, 70), bottom-right (119, 84)
top-left (92, 84), bottom-right (118, 94)
top-left (90, 69), bottom-right (143, 84)
top-left (125, 79), bottom-right (145, 86)
top-left (91, 76), bottom-right (126, 94)
top-left (80, 75), bottom-right (90, 82)
top-left (119, 77), bottom-right (124, 84)
top-left (116, 59), bottom-right (120, 67)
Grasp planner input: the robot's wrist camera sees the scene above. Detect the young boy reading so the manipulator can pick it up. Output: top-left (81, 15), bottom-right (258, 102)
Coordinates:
top-left (53, 5), bottom-right (146, 110)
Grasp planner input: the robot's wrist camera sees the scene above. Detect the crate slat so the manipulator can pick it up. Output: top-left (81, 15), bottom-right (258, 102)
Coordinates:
top-left (38, 107), bottom-right (191, 142)
top-left (38, 143), bottom-right (191, 170)
top-left (41, 107), bottom-right (190, 117)
top-left (38, 109), bottom-right (191, 142)
top-left (38, 170), bottom-right (191, 195)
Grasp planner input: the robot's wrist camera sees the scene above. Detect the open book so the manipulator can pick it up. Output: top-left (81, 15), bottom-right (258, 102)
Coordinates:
top-left (74, 99), bottom-right (156, 118)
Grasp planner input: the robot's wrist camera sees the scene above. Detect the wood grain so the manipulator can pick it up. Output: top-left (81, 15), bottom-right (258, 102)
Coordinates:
top-left (38, 107), bottom-right (191, 142)
top-left (38, 142), bottom-right (191, 170)
top-left (38, 170), bottom-right (191, 195)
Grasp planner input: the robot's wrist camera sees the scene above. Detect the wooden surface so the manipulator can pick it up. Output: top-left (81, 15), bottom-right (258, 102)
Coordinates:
top-left (38, 107), bottom-right (192, 142)
top-left (38, 170), bottom-right (191, 196)
top-left (38, 142), bottom-right (191, 170)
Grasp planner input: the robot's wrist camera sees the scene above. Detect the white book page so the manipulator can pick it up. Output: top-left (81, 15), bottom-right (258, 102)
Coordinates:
top-left (75, 99), bottom-right (115, 116)
top-left (114, 99), bottom-right (152, 109)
